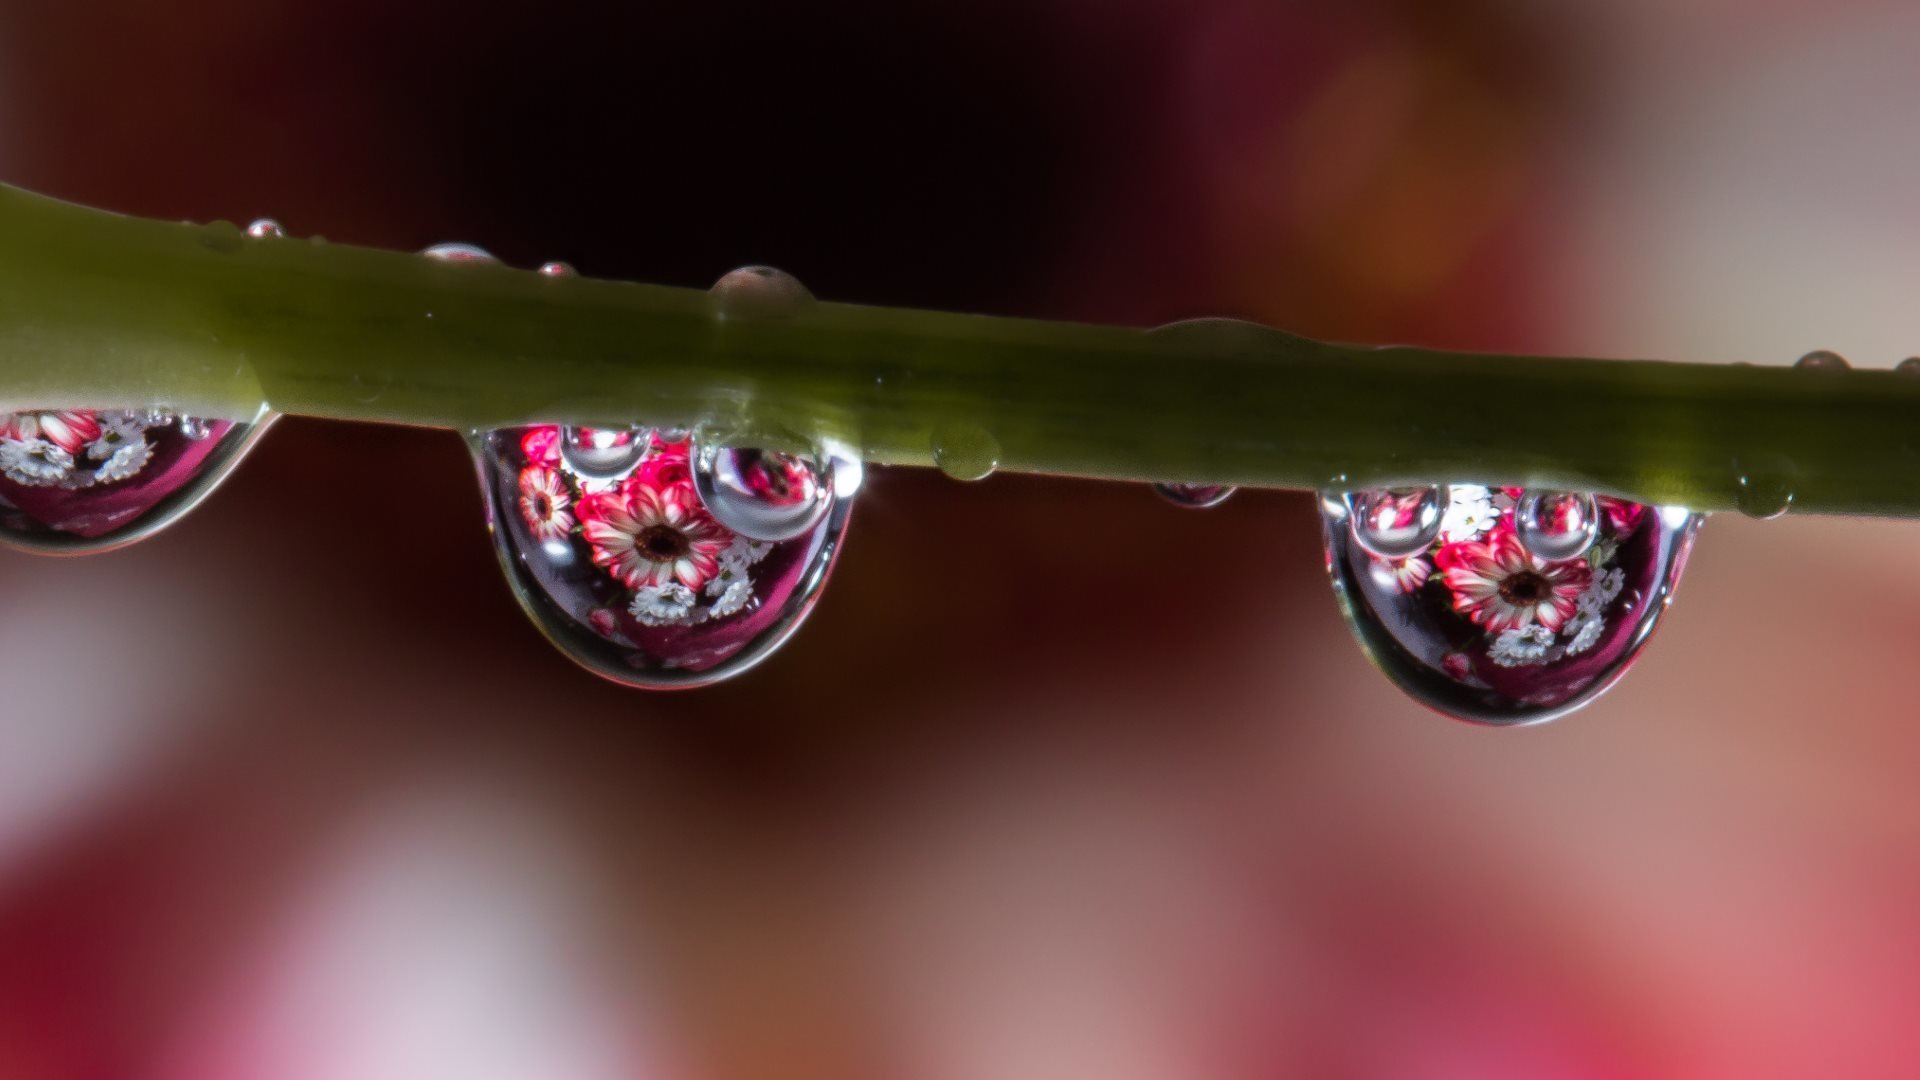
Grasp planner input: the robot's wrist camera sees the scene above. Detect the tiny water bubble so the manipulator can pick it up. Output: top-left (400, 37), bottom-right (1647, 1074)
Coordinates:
top-left (1515, 489), bottom-right (1598, 561)
top-left (560, 425), bottom-right (649, 483)
top-left (1346, 485), bottom-right (1448, 560)
top-left (538, 261), bottom-right (576, 277)
top-left (1795, 350), bottom-right (1849, 372)
top-left (1734, 462), bottom-right (1795, 520)
top-left (931, 425), bottom-right (1000, 482)
top-left (1321, 484), bottom-right (1703, 725)
top-left (690, 434), bottom-right (837, 542)
top-left (198, 220), bottom-right (244, 254)
top-left (1154, 483), bottom-right (1235, 509)
top-left (420, 242), bottom-right (498, 264)
top-left (711, 265), bottom-right (814, 319)
top-left (1898, 357), bottom-right (1920, 376)
top-left (0, 406), bottom-right (272, 554)
top-left (471, 424), bottom-right (855, 688)
top-left (245, 218), bottom-right (285, 239)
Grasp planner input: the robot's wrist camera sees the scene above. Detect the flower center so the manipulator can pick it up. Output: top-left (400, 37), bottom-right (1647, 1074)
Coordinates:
top-left (638, 524), bottom-right (688, 560)
top-left (1499, 570), bottom-right (1551, 606)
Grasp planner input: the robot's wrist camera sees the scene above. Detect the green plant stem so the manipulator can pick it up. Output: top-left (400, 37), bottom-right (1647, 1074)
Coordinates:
top-left (1, 182), bottom-right (1914, 516)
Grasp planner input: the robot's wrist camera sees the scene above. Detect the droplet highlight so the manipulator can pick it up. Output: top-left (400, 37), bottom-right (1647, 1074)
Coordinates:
top-left (1153, 483), bottom-right (1235, 509)
top-left (1321, 485), bottom-right (1702, 725)
top-left (1346, 485), bottom-right (1448, 560)
top-left (472, 426), bottom-right (854, 688)
top-left (1515, 489), bottom-right (1598, 562)
top-left (245, 218), bottom-right (285, 239)
top-left (0, 406), bottom-right (272, 554)
top-left (691, 436), bottom-right (837, 542)
top-left (538, 260), bottom-right (576, 277)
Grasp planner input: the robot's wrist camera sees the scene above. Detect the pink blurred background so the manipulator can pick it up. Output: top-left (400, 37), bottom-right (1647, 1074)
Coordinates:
top-left (3, 2), bottom-right (1920, 1077)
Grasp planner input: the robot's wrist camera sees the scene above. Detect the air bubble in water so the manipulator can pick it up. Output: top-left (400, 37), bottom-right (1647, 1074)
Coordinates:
top-left (1515, 489), bottom-right (1598, 561)
top-left (0, 406), bottom-right (273, 554)
top-left (1321, 485), bottom-right (1702, 725)
top-left (472, 425), bottom-right (854, 687)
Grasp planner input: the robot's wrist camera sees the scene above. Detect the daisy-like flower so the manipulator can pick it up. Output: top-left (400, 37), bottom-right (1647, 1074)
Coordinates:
top-left (521, 426), bottom-right (562, 468)
top-left (0, 437), bottom-right (73, 487)
top-left (1368, 554), bottom-right (1432, 595)
top-left (628, 582), bottom-right (699, 626)
top-left (1440, 485), bottom-right (1497, 543)
top-left (86, 413), bottom-right (148, 461)
top-left (1564, 613), bottom-right (1605, 656)
top-left (1437, 526), bottom-right (1592, 634)
top-left (1576, 566), bottom-right (1625, 617)
top-left (516, 465), bottom-right (575, 541)
top-left (1489, 625), bottom-right (1556, 668)
top-left (94, 438), bottom-right (155, 484)
top-left (4, 410), bottom-right (101, 456)
top-left (707, 578), bottom-right (754, 620)
top-left (579, 477), bottom-right (731, 591)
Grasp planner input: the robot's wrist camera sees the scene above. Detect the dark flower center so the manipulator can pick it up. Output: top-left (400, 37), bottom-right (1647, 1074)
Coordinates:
top-left (531, 494), bottom-right (552, 517)
top-left (638, 524), bottom-right (688, 559)
top-left (1500, 570), bottom-right (1552, 606)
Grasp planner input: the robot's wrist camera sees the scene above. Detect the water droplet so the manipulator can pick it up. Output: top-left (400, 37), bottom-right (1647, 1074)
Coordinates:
top-left (1321, 485), bottom-right (1703, 725)
top-left (538, 260), bottom-right (576, 277)
top-left (198, 220), bottom-right (244, 254)
top-left (471, 425), bottom-right (854, 688)
top-left (1345, 485), bottom-right (1447, 560)
top-left (1898, 357), bottom-right (1920, 375)
top-left (0, 406), bottom-right (272, 554)
top-left (1734, 457), bottom-right (1795, 520)
top-left (246, 218), bottom-right (285, 239)
top-left (690, 435), bottom-right (837, 542)
top-left (1153, 483), bottom-right (1235, 509)
top-left (711, 265), bottom-right (814, 319)
top-left (1795, 350), bottom-right (1849, 371)
top-left (931, 425), bottom-right (999, 482)
top-left (1515, 489), bottom-right (1598, 561)
top-left (559, 425), bottom-right (649, 483)
top-left (421, 242), bottom-right (497, 264)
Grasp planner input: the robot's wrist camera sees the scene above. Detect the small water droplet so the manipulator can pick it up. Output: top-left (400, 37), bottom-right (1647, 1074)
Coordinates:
top-left (1795, 350), bottom-right (1849, 371)
top-left (538, 261), bottom-right (576, 277)
top-left (691, 434), bottom-right (837, 542)
top-left (1515, 489), bottom-right (1598, 561)
top-left (421, 242), bottom-right (497, 264)
top-left (246, 218), bottom-right (285, 239)
top-left (1345, 485), bottom-right (1448, 560)
top-left (931, 425), bottom-right (999, 482)
top-left (1897, 357), bottom-right (1920, 375)
top-left (1154, 483), bottom-right (1235, 509)
top-left (711, 265), bottom-right (814, 319)
top-left (471, 425), bottom-right (854, 688)
top-left (559, 425), bottom-right (649, 483)
top-left (199, 220), bottom-right (244, 254)
top-left (0, 406), bottom-right (272, 553)
top-left (1322, 484), bottom-right (1703, 725)
top-left (1734, 458), bottom-right (1795, 520)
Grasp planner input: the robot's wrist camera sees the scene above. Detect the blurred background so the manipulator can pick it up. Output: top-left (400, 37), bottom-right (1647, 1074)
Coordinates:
top-left (2, 2), bottom-right (1919, 1077)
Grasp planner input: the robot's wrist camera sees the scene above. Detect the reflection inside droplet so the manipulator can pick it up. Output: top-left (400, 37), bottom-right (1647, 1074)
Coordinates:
top-left (1322, 484), bottom-right (1702, 725)
top-left (691, 437), bottom-right (836, 542)
top-left (472, 426), bottom-right (854, 688)
top-left (1153, 483), bottom-right (1235, 509)
top-left (1347, 485), bottom-right (1447, 560)
top-left (0, 406), bottom-right (272, 553)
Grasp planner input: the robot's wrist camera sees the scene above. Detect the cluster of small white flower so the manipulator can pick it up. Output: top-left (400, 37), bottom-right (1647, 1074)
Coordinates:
top-left (0, 410), bottom-right (169, 490)
top-left (625, 533), bottom-right (773, 627)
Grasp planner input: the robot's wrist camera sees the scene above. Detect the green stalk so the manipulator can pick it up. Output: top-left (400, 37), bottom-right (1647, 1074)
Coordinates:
top-left (1, 182), bottom-right (1912, 516)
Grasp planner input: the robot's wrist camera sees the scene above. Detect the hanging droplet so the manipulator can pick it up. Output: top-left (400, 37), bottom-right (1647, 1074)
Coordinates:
top-left (1346, 485), bottom-right (1448, 560)
top-left (1153, 483), bottom-right (1235, 509)
top-left (1514, 489), bottom-right (1598, 561)
top-left (711, 265), bottom-right (814, 320)
top-left (420, 242), bottom-right (497, 264)
top-left (1734, 460), bottom-right (1795, 520)
top-left (471, 425), bottom-right (855, 688)
top-left (690, 434), bottom-right (837, 542)
top-left (0, 406), bottom-right (273, 554)
top-left (931, 425), bottom-right (999, 482)
top-left (1794, 350), bottom-right (1849, 372)
top-left (559, 425), bottom-right (649, 483)
top-left (538, 260), bottom-right (576, 277)
top-left (245, 218), bottom-right (285, 239)
top-left (1321, 485), bottom-right (1702, 725)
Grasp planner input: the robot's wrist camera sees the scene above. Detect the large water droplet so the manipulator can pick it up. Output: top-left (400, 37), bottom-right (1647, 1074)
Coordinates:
top-left (1346, 485), bottom-right (1448, 559)
top-left (711, 265), bottom-right (814, 319)
top-left (1153, 483), bottom-right (1235, 509)
top-left (472, 425), bottom-right (854, 688)
top-left (690, 435), bottom-right (837, 542)
top-left (1322, 485), bottom-right (1702, 725)
top-left (0, 406), bottom-right (272, 554)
